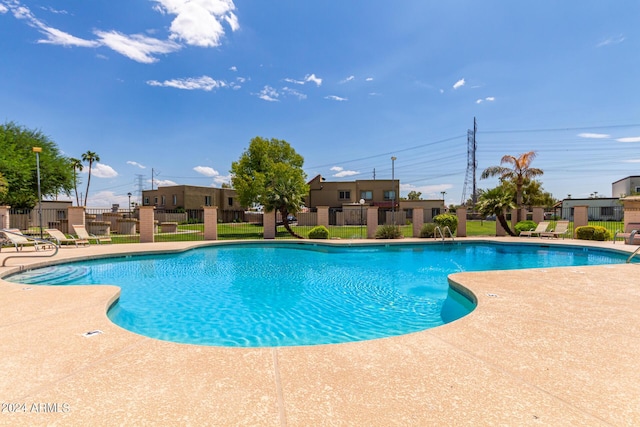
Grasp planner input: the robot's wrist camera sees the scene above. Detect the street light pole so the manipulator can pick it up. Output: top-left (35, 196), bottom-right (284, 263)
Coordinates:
top-left (128, 192), bottom-right (132, 217)
top-left (391, 156), bottom-right (397, 226)
top-left (359, 198), bottom-right (365, 239)
top-left (441, 191), bottom-right (446, 212)
top-left (32, 147), bottom-right (43, 238)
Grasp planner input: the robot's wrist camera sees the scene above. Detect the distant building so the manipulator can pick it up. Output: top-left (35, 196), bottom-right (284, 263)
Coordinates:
top-left (612, 176), bottom-right (640, 198)
top-left (559, 198), bottom-right (622, 221)
top-left (142, 185), bottom-right (244, 222)
top-left (305, 175), bottom-right (399, 210)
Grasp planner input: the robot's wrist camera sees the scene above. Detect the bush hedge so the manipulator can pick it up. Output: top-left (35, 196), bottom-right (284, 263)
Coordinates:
top-left (375, 225), bottom-right (403, 239)
top-left (433, 213), bottom-right (458, 235)
top-left (308, 225), bottom-right (329, 239)
top-left (419, 223), bottom-right (437, 238)
top-left (515, 220), bottom-right (537, 236)
top-left (575, 226), bottom-right (611, 241)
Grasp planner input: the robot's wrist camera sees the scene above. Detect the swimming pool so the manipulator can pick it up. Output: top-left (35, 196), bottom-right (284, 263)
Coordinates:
top-left (4, 242), bottom-right (628, 347)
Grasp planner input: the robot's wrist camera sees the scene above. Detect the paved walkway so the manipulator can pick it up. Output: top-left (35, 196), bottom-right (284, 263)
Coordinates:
top-left (1, 238), bottom-right (639, 426)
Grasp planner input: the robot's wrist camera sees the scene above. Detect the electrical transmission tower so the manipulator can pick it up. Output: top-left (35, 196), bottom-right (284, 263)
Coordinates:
top-left (461, 117), bottom-right (478, 209)
top-left (135, 174), bottom-right (145, 203)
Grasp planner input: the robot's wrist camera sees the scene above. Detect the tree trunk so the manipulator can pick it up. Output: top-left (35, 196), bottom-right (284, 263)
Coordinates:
top-left (497, 214), bottom-right (516, 236)
top-left (280, 208), bottom-right (304, 239)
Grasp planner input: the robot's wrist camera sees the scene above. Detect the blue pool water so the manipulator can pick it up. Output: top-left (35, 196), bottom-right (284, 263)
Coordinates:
top-left (5, 242), bottom-right (628, 347)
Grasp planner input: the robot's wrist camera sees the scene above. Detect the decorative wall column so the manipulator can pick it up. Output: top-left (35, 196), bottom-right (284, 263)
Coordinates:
top-left (316, 206), bottom-right (329, 228)
top-left (412, 208), bottom-right (424, 237)
top-left (263, 210), bottom-right (276, 239)
top-left (203, 206), bottom-right (218, 240)
top-left (67, 206), bottom-right (86, 233)
top-left (456, 207), bottom-right (467, 237)
top-left (0, 206), bottom-right (10, 229)
top-left (621, 196), bottom-right (640, 226)
top-left (139, 206), bottom-right (155, 243)
top-left (572, 206), bottom-right (588, 237)
top-left (366, 206), bottom-right (379, 239)
top-left (532, 207), bottom-right (544, 224)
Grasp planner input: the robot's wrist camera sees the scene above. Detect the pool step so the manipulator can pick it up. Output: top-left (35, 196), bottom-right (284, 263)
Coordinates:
top-left (9, 266), bottom-right (90, 285)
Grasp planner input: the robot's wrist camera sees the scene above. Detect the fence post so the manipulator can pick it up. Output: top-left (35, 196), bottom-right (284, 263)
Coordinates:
top-left (316, 206), bottom-right (329, 228)
top-left (572, 206), bottom-right (588, 237)
top-left (0, 206), bottom-right (10, 229)
top-left (139, 206), bottom-right (155, 243)
top-left (412, 208), bottom-right (424, 237)
top-left (67, 206), bottom-right (86, 234)
top-left (263, 211), bottom-right (276, 239)
top-left (456, 207), bottom-right (467, 237)
top-left (366, 206), bottom-right (379, 239)
top-left (621, 196), bottom-right (640, 227)
top-left (203, 206), bottom-right (218, 240)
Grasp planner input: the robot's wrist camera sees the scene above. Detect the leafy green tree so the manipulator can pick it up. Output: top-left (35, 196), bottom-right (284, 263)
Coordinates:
top-left (69, 157), bottom-right (83, 206)
top-left (407, 190), bottom-right (422, 200)
top-left (231, 137), bottom-right (309, 238)
top-left (81, 150), bottom-right (100, 206)
top-left (0, 122), bottom-right (74, 208)
top-left (480, 151), bottom-right (543, 222)
top-left (0, 171), bottom-right (8, 200)
top-left (476, 187), bottom-right (517, 236)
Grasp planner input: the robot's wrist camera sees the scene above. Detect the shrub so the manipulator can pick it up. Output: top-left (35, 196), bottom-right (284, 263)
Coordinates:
top-left (375, 225), bottom-right (403, 239)
top-left (308, 225), bottom-right (329, 239)
top-left (575, 226), bottom-right (611, 241)
top-left (433, 213), bottom-right (458, 235)
top-left (419, 223), bottom-right (437, 238)
top-left (515, 220), bottom-right (537, 236)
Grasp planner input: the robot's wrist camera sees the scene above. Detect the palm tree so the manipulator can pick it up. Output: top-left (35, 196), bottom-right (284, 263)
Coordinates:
top-left (480, 151), bottom-right (543, 222)
top-left (476, 187), bottom-right (517, 236)
top-left (81, 151), bottom-right (100, 206)
top-left (69, 158), bottom-right (83, 206)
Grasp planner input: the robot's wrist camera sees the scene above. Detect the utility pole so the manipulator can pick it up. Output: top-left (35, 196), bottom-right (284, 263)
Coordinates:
top-left (461, 117), bottom-right (478, 210)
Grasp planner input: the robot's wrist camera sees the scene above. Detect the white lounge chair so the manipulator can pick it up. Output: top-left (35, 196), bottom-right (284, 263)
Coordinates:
top-left (519, 221), bottom-right (550, 237)
top-left (540, 221), bottom-right (571, 239)
top-left (1, 229), bottom-right (42, 251)
top-left (45, 228), bottom-right (89, 247)
top-left (73, 224), bottom-right (112, 244)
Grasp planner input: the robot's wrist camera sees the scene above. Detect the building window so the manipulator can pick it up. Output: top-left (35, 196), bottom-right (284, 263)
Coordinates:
top-left (228, 197), bottom-right (233, 207)
top-left (154, 197), bottom-right (158, 205)
top-left (384, 190), bottom-right (396, 201)
top-left (360, 190), bottom-right (372, 200)
top-left (635, 186), bottom-right (640, 194)
top-left (172, 195), bottom-right (177, 206)
top-left (144, 197), bottom-right (149, 205)
top-left (204, 196), bottom-right (212, 206)
top-left (338, 190), bottom-right (351, 200)
top-left (161, 195), bottom-right (166, 206)
top-left (601, 206), bottom-right (614, 216)
top-left (432, 208), bottom-right (441, 217)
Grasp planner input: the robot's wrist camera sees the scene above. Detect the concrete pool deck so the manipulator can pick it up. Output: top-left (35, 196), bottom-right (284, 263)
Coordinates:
top-left (0, 238), bottom-right (639, 426)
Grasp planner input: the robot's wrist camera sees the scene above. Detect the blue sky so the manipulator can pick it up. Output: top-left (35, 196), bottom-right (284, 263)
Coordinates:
top-left (1, 0), bottom-right (639, 207)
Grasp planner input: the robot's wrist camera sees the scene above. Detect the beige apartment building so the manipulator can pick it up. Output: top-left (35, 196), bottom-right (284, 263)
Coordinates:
top-left (142, 185), bottom-right (244, 222)
top-left (306, 175), bottom-right (400, 209)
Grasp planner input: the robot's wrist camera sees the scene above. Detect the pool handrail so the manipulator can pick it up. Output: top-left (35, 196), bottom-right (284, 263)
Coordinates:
top-left (1, 229), bottom-right (59, 267)
top-left (434, 226), bottom-right (455, 242)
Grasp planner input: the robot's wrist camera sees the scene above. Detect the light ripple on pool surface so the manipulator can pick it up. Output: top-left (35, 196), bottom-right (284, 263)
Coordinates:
top-left (5, 243), bottom-right (627, 347)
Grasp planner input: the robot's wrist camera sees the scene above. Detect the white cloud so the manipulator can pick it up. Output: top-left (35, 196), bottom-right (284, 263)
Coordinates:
top-left (212, 174), bottom-right (231, 186)
top-left (330, 167), bottom-right (359, 177)
top-left (622, 159), bottom-right (640, 163)
top-left (229, 66), bottom-right (237, 71)
top-left (578, 133), bottom-right (611, 139)
top-left (147, 75), bottom-right (226, 91)
top-left (256, 85), bottom-right (280, 102)
top-left (85, 190), bottom-right (126, 208)
top-left (453, 78), bottom-right (465, 89)
top-left (127, 161), bottom-right (146, 169)
top-left (476, 96), bottom-right (495, 104)
top-left (616, 136), bottom-right (640, 143)
top-left (439, 89), bottom-right (444, 94)
top-left (305, 73), bottom-right (322, 86)
top-left (340, 75), bottom-right (355, 84)
top-left (152, 0), bottom-right (239, 47)
top-left (284, 73), bottom-right (323, 86)
top-left (193, 166), bottom-right (219, 177)
top-left (152, 179), bottom-right (178, 187)
top-left (365, 77), bottom-right (374, 82)
top-left (83, 163), bottom-right (118, 179)
top-left (596, 34), bottom-right (625, 48)
top-left (96, 30), bottom-right (181, 63)
top-left (0, 4), bottom-right (7, 13)
top-left (325, 95), bottom-right (348, 101)
top-left (282, 87), bottom-right (307, 100)
top-left (400, 183), bottom-right (453, 198)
